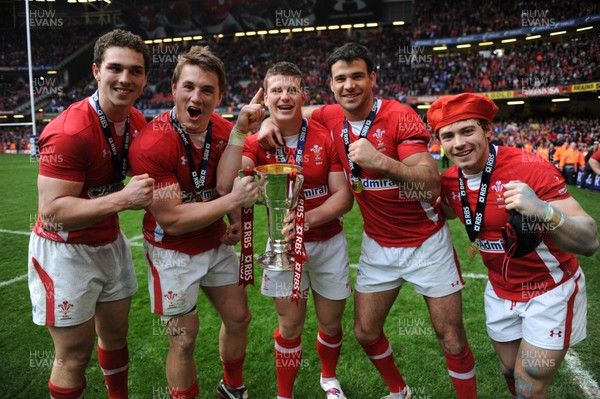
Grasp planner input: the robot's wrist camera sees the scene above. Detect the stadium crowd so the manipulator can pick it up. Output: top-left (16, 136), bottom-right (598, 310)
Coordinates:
top-left (130, 29), bottom-right (600, 109)
top-left (3, 27), bottom-right (599, 113)
top-left (413, 0), bottom-right (599, 39)
top-left (0, 26), bottom-right (101, 68)
top-left (3, 1), bottom-right (600, 189)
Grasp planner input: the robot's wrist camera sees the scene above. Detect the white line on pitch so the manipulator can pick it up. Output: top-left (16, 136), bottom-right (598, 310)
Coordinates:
top-left (0, 274), bottom-right (27, 287)
top-left (462, 272), bottom-right (488, 279)
top-left (0, 229), bottom-right (30, 236)
top-left (565, 350), bottom-right (600, 399)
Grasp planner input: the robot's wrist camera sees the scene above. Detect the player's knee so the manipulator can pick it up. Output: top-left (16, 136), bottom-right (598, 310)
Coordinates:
top-left (168, 332), bottom-right (198, 360)
top-left (279, 317), bottom-right (304, 339)
top-left (353, 323), bottom-right (379, 343)
top-left (317, 321), bottom-right (342, 337)
top-left (57, 350), bottom-right (93, 374)
top-left (98, 322), bottom-right (129, 348)
top-left (435, 326), bottom-right (465, 355)
top-left (223, 308), bottom-right (252, 331)
top-left (514, 367), bottom-right (548, 399)
top-left (514, 376), bottom-right (536, 399)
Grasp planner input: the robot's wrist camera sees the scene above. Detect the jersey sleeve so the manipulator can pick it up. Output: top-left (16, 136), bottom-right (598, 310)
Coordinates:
top-left (311, 106), bottom-right (325, 125)
top-left (529, 158), bottom-right (571, 202)
top-left (395, 107), bottom-right (431, 161)
top-left (38, 129), bottom-right (89, 183)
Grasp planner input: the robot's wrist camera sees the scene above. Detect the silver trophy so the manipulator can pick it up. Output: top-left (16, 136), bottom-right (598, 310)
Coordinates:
top-left (255, 164), bottom-right (304, 271)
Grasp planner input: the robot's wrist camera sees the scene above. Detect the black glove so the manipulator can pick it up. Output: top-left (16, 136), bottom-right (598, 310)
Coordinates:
top-left (501, 211), bottom-right (546, 281)
top-left (501, 211), bottom-right (546, 258)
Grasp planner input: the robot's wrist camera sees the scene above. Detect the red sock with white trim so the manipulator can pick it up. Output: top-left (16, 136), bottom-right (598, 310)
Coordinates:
top-left (274, 328), bottom-right (302, 399)
top-left (169, 380), bottom-right (199, 399)
top-left (360, 334), bottom-right (406, 394)
top-left (98, 345), bottom-right (129, 399)
top-left (316, 329), bottom-right (343, 378)
top-left (48, 379), bottom-right (85, 399)
top-left (444, 342), bottom-right (477, 399)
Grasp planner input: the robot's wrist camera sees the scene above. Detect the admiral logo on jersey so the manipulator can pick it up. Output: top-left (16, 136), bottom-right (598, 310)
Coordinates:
top-left (475, 238), bottom-right (505, 252)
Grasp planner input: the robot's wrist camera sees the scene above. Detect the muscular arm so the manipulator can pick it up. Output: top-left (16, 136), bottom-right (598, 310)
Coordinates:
top-left (349, 139), bottom-right (440, 202)
top-left (149, 176), bottom-right (257, 236)
top-left (216, 127), bottom-right (244, 195)
top-left (305, 171), bottom-right (353, 230)
top-left (378, 151), bottom-right (441, 201)
top-left (544, 197), bottom-right (598, 256)
top-left (37, 174), bottom-right (153, 231)
top-left (503, 181), bottom-right (598, 256)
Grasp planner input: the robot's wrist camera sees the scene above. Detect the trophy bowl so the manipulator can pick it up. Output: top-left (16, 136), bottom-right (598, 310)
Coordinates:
top-left (254, 164), bottom-right (304, 271)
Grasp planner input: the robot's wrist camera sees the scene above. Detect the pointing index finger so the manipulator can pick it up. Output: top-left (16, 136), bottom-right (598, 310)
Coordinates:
top-left (250, 87), bottom-right (264, 105)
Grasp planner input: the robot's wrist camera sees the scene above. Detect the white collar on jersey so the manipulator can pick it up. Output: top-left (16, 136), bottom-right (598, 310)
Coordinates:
top-left (282, 133), bottom-right (300, 148)
top-left (462, 144), bottom-right (499, 190)
top-left (348, 98), bottom-right (382, 136)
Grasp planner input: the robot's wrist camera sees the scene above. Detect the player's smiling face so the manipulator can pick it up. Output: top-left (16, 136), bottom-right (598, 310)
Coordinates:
top-left (93, 46), bottom-right (147, 122)
top-left (172, 64), bottom-right (222, 134)
top-left (264, 74), bottom-right (306, 128)
top-left (438, 119), bottom-right (492, 174)
top-left (329, 59), bottom-right (376, 121)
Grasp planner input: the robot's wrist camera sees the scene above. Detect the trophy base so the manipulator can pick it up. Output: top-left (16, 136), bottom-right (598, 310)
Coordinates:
top-left (257, 251), bottom-right (294, 271)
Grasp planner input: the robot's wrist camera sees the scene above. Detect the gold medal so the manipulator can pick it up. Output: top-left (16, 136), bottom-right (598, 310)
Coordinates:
top-left (467, 242), bottom-right (478, 259)
top-left (351, 179), bottom-right (364, 193)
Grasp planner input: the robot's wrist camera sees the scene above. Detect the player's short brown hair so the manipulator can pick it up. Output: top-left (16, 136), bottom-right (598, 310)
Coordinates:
top-left (172, 46), bottom-right (226, 95)
top-left (264, 62), bottom-right (305, 92)
top-left (94, 29), bottom-right (150, 74)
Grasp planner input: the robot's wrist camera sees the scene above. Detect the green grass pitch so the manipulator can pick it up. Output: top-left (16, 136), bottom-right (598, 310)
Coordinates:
top-left (0, 154), bottom-right (598, 398)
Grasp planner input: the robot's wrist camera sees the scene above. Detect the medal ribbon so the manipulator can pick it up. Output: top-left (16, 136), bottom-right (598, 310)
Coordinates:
top-left (92, 91), bottom-right (130, 179)
top-left (239, 168), bottom-right (255, 286)
top-left (170, 107), bottom-right (212, 192)
top-left (275, 118), bottom-right (308, 166)
top-left (458, 143), bottom-right (497, 244)
top-left (291, 187), bottom-right (307, 303)
top-left (341, 99), bottom-right (378, 180)
top-left (273, 120), bottom-right (308, 303)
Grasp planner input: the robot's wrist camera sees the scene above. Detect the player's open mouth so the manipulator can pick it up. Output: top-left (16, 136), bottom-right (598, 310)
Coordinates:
top-left (278, 105), bottom-right (293, 110)
top-left (188, 107), bottom-right (201, 119)
top-left (114, 87), bottom-right (131, 95)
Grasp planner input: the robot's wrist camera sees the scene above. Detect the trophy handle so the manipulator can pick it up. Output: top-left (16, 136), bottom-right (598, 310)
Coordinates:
top-left (239, 168), bottom-right (265, 205)
top-left (289, 173), bottom-right (304, 208)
